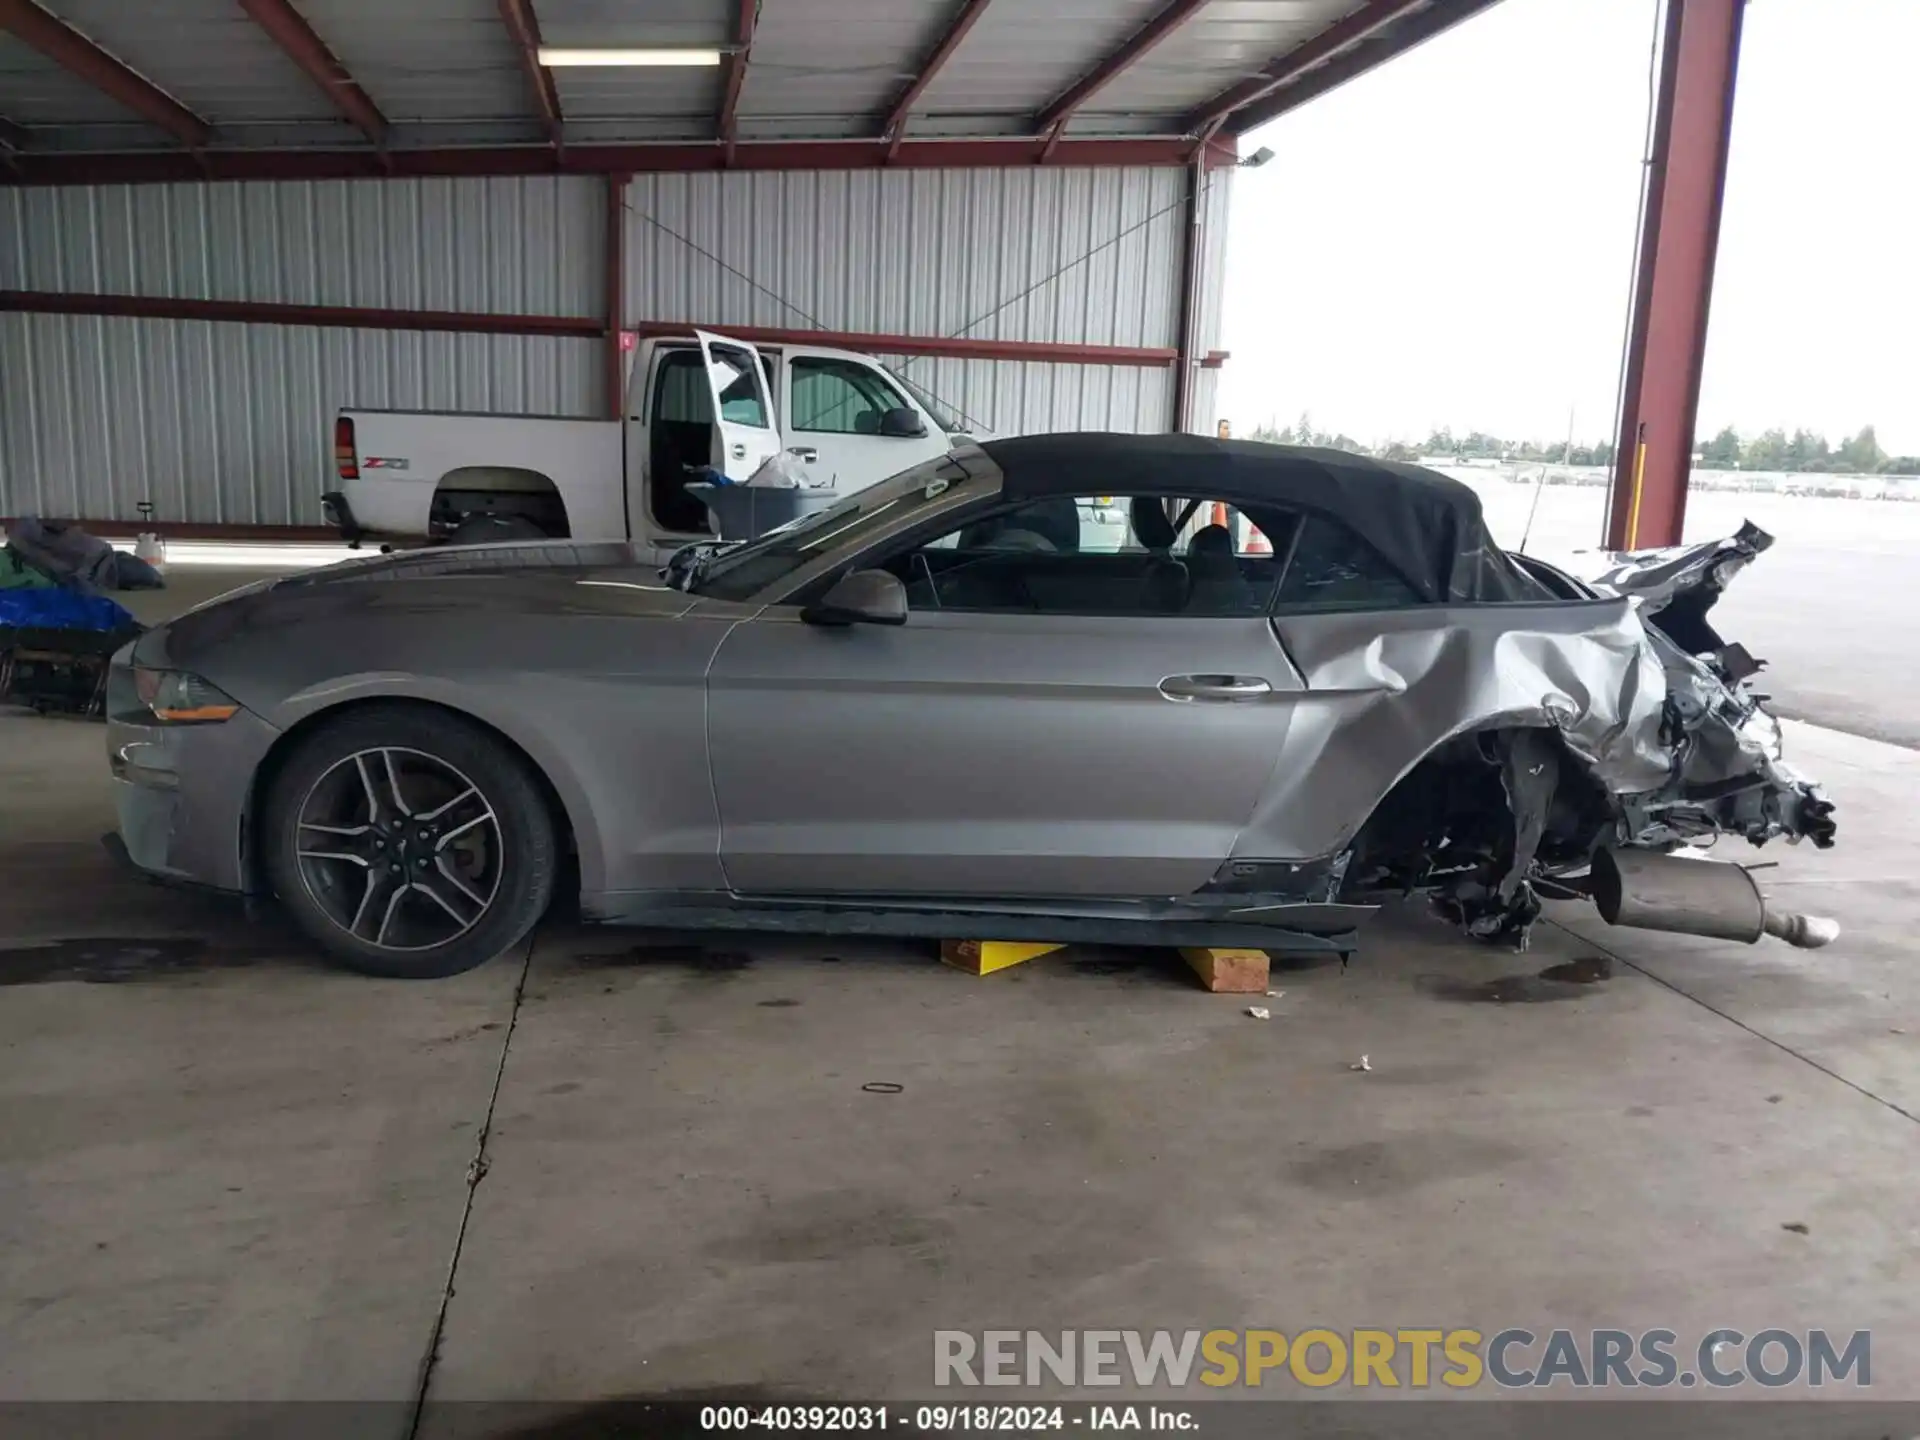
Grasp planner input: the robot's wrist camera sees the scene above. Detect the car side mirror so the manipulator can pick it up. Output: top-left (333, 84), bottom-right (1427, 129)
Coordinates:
top-left (801, 569), bottom-right (908, 627)
top-left (877, 407), bottom-right (928, 439)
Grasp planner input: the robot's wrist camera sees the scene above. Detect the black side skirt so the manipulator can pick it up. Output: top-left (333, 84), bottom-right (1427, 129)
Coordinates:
top-left (581, 893), bottom-right (1372, 955)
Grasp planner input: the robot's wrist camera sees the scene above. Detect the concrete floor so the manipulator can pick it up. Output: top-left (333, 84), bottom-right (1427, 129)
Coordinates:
top-left (3, 565), bottom-right (1919, 1434)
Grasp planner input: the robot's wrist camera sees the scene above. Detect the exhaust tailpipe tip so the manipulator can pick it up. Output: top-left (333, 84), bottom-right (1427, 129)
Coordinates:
top-left (1764, 911), bottom-right (1841, 950)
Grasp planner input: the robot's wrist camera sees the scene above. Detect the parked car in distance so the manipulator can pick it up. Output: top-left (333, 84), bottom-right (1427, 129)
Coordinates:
top-left (112, 435), bottom-right (1835, 979)
top-left (325, 329), bottom-right (977, 564)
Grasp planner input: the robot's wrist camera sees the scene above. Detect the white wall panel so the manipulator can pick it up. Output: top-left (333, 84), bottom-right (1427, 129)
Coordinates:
top-left (622, 165), bottom-right (1202, 442)
top-left (2, 176), bottom-right (603, 316)
top-left (0, 163), bottom-right (1228, 525)
top-left (624, 167), bottom-right (1185, 352)
top-left (878, 354), bottom-right (1172, 438)
top-left (0, 174), bottom-right (605, 525)
top-left (0, 313), bottom-right (598, 525)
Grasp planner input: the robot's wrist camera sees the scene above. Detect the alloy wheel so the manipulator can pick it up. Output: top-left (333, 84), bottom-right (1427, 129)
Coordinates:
top-left (293, 746), bottom-right (503, 952)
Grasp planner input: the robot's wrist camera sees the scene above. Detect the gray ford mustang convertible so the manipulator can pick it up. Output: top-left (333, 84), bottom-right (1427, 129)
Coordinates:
top-left (108, 433), bottom-right (1837, 979)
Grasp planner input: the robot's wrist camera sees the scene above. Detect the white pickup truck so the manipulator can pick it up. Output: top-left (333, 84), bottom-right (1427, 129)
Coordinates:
top-left (324, 329), bottom-right (974, 563)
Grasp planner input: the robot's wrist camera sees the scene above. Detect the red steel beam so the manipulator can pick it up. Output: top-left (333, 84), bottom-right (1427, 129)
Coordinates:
top-left (0, 517), bottom-right (342, 542)
top-left (238, 0), bottom-right (388, 148)
top-left (1607, 0), bottom-right (1745, 550)
top-left (0, 0), bottom-right (210, 148)
top-left (629, 320), bottom-right (1178, 367)
top-left (1033, 0), bottom-right (1214, 136)
top-left (8, 136), bottom-right (1228, 185)
top-left (1184, 0), bottom-right (1425, 136)
top-left (0, 290), bottom-right (605, 338)
top-left (497, 0), bottom-right (564, 150)
top-left (0, 289), bottom-right (1179, 367)
top-left (880, 0), bottom-right (995, 161)
top-left (717, 0), bottom-right (759, 163)
top-left (1221, 0), bottom-right (1501, 134)
top-left (605, 173), bottom-right (627, 418)
top-left (1170, 158), bottom-right (1203, 431)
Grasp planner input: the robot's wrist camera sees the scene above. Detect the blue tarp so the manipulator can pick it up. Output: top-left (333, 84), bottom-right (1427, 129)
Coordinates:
top-left (0, 587), bottom-right (138, 633)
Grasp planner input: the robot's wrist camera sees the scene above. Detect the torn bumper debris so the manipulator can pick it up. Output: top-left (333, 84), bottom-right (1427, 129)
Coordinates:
top-left (1331, 523), bottom-right (1836, 951)
top-left (1580, 522), bottom-right (1834, 853)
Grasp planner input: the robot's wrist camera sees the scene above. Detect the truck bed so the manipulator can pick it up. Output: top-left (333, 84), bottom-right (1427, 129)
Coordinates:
top-left (334, 409), bottom-right (624, 542)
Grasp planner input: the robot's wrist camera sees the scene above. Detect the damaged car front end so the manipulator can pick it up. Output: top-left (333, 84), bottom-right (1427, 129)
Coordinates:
top-left (1335, 521), bottom-right (1837, 950)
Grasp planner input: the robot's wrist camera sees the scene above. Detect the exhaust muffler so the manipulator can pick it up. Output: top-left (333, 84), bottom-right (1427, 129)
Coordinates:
top-left (1590, 847), bottom-right (1840, 950)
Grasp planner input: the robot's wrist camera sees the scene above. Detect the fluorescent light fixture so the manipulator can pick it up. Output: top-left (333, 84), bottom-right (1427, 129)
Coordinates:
top-left (537, 46), bottom-right (723, 67)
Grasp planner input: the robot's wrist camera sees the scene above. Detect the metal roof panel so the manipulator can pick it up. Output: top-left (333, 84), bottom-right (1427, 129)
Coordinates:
top-left (1082, 0), bottom-right (1360, 119)
top-left (0, 33), bottom-right (128, 125)
top-left (913, 0), bottom-right (1167, 124)
top-left (38, 0), bottom-right (340, 124)
top-left (298, 0), bottom-right (530, 124)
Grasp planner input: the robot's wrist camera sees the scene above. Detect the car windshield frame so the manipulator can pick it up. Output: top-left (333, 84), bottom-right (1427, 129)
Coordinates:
top-left (686, 452), bottom-right (996, 602)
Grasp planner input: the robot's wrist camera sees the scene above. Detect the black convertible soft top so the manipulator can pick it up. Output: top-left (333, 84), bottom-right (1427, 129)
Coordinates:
top-left (978, 432), bottom-right (1548, 605)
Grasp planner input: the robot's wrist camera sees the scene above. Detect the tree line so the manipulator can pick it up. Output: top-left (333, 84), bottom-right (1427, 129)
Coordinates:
top-left (1245, 416), bottom-right (1919, 476)
top-left (1695, 424), bottom-right (1918, 475)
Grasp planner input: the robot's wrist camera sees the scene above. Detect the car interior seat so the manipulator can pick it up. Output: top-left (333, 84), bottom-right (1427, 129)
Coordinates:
top-left (1128, 495), bottom-right (1190, 613)
top-left (1185, 523), bottom-right (1254, 612)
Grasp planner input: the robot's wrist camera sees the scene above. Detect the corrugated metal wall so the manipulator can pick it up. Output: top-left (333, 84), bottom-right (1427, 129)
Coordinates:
top-left (0, 314), bottom-right (597, 525)
top-left (1, 177), bottom-right (602, 315)
top-left (622, 166), bottom-right (1218, 439)
top-left (1, 176), bottom-right (603, 525)
top-left (875, 353), bottom-right (1172, 436)
top-left (2, 166), bottom-right (1230, 526)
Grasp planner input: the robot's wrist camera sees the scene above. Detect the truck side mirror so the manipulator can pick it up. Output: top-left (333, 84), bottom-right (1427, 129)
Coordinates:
top-left (802, 569), bottom-right (909, 627)
top-left (877, 407), bottom-right (928, 439)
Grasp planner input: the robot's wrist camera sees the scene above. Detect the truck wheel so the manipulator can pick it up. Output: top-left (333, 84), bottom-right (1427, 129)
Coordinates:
top-left (263, 704), bottom-right (559, 979)
top-left (448, 514), bottom-right (547, 545)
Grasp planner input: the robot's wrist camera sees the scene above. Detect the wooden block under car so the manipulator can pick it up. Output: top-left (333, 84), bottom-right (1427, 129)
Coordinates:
top-left (1178, 946), bottom-right (1270, 993)
top-left (940, 939), bottom-right (1065, 976)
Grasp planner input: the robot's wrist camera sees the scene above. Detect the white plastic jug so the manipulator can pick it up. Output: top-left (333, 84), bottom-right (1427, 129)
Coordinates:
top-left (133, 531), bottom-right (168, 576)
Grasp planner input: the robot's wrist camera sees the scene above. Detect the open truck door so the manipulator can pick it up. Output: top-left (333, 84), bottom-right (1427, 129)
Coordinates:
top-left (695, 329), bottom-right (781, 481)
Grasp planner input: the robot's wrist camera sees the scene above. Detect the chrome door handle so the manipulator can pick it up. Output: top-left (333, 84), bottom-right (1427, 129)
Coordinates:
top-left (788, 446), bottom-right (818, 462)
top-left (1159, 674), bottom-right (1272, 702)
top-left (729, 442), bottom-right (747, 460)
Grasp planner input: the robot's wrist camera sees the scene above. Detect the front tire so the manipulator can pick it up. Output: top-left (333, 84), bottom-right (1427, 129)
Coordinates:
top-left (263, 705), bottom-right (558, 979)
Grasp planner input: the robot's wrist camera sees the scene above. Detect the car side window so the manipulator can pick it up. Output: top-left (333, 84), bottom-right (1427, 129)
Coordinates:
top-left (791, 358), bottom-right (910, 434)
top-left (887, 494), bottom-right (1280, 617)
top-left (709, 344), bottom-right (769, 427)
top-left (1274, 513), bottom-right (1424, 611)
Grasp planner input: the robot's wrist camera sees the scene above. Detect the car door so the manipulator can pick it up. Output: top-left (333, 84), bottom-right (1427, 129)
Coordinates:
top-left (779, 347), bottom-right (950, 495)
top-left (705, 492), bottom-right (1306, 899)
top-left (694, 329), bottom-right (780, 480)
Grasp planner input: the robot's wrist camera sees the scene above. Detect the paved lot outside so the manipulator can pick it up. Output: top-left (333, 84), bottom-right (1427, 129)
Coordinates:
top-left (1469, 481), bottom-right (1920, 749)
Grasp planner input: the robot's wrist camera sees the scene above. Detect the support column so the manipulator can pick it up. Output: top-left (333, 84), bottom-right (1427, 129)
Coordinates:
top-left (1170, 156), bottom-right (1203, 434)
top-left (604, 172), bottom-right (628, 420)
top-left (1607, 0), bottom-right (1745, 550)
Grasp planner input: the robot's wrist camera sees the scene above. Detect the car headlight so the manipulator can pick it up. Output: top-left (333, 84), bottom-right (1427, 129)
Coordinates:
top-left (132, 667), bottom-right (241, 724)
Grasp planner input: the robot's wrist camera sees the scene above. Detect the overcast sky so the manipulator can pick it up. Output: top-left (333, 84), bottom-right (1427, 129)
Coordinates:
top-left (1216, 0), bottom-right (1920, 454)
